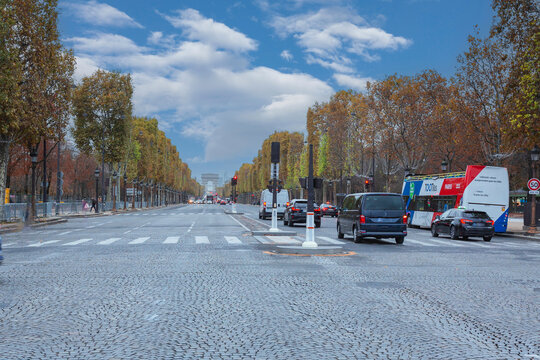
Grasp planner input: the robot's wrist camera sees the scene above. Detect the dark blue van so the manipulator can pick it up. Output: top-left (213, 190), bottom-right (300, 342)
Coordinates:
top-left (337, 193), bottom-right (407, 244)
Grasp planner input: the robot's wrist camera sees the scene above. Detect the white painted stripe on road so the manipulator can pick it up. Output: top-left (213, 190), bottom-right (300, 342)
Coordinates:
top-left (28, 240), bottom-right (61, 247)
top-left (266, 236), bottom-right (300, 244)
top-left (254, 236), bottom-right (272, 244)
top-left (317, 236), bottom-right (345, 245)
top-left (58, 231), bottom-right (72, 236)
top-left (427, 238), bottom-right (464, 247)
top-left (404, 238), bottom-right (437, 246)
top-left (163, 236), bottom-right (179, 244)
top-left (64, 238), bottom-right (92, 246)
top-left (85, 225), bottom-right (97, 229)
top-left (225, 236), bottom-right (242, 244)
top-left (2, 243), bottom-right (14, 247)
top-left (228, 214), bottom-right (250, 231)
top-left (461, 241), bottom-right (489, 248)
top-left (195, 236), bottom-right (209, 244)
top-left (128, 237), bottom-right (150, 244)
top-left (187, 221), bottom-right (195, 233)
top-left (97, 237), bottom-right (121, 245)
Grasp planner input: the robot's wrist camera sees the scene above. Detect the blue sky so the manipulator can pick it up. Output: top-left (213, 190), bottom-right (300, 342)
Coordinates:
top-left (58, 0), bottom-right (493, 184)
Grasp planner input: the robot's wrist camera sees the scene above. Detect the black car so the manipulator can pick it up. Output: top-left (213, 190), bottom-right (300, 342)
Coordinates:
top-left (431, 209), bottom-right (494, 241)
top-left (283, 199), bottom-right (321, 227)
top-left (320, 203), bottom-right (338, 217)
top-left (337, 193), bottom-right (407, 244)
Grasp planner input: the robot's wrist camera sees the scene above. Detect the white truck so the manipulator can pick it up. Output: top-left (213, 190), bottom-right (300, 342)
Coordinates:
top-left (259, 189), bottom-right (289, 220)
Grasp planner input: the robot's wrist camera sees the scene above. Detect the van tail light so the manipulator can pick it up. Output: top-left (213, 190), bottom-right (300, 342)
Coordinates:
top-left (314, 208), bottom-right (320, 212)
top-left (286, 202), bottom-right (289, 207)
top-left (460, 219), bottom-right (473, 225)
top-left (263, 202), bottom-right (266, 207)
top-left (359, 215), bottom-right (366, 224)
top-left (402, 215), bottom-right (407, 224)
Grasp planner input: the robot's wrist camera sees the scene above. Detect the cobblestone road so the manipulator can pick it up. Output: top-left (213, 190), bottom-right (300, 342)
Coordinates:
top-left (0, 204), bottom-right (538, 359)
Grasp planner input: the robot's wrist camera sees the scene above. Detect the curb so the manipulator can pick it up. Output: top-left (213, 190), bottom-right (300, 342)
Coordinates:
top-left (0, 223), bottom-right (24, 234)
top-left (30, 218), bottom-right (68, 228)
top-left (497, 231), bottom-right (540, 242)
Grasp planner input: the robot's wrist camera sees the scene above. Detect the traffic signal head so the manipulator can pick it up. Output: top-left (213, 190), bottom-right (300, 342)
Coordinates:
top-left (231, 176), bottom-right (237, 186)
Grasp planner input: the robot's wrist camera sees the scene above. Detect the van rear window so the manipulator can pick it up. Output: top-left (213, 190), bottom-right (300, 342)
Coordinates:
top-left (363, 195), bottom-right (404, 210)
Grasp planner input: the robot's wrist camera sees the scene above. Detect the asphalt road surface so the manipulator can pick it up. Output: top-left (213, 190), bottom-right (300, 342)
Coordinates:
top-left (1, 204), bottom-right (539, 359)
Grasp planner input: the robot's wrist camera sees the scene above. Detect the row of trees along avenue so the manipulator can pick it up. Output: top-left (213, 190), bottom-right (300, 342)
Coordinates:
top-left (225, 0), bottom-right (538, 203)
top-left (0, 0), bottom-right (199, 218)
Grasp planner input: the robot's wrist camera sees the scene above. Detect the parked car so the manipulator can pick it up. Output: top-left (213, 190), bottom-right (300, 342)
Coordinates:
top-left (259, 189), bottom-right (289, 220)
top-left (220, 200), bottom-right (227, 205)
top-left (283, 199), bottom-right (321, 227)
top-left (320, 203), bottom-right (338, 217)
top-left (431, 208), bottom-right (494, 241)
top-left (337, 193), bottom-right (407, 244)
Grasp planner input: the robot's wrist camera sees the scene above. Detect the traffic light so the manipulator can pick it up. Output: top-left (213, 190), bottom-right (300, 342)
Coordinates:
top-left (364, 178), bottom-right (372, 191)
top-left (231, 175), bottom-right (237, 186)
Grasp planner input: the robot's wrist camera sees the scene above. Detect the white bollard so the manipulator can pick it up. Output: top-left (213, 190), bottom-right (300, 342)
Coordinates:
top-left (270, 208), bottom-right (279, 232)
top-left (303, 212), bottom-right (318, 248)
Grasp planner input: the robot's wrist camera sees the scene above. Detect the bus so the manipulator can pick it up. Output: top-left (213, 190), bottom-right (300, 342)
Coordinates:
top-left (402, 165), bottom-right (509, 232)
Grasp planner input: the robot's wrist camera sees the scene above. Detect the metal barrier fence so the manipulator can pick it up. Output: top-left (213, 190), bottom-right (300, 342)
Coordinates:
top-left (0, 201), bottom-right (151, 221)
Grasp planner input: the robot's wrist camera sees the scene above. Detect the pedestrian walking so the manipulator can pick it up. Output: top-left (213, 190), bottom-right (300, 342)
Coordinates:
top-left (90, 198), bottom-right (97, 213)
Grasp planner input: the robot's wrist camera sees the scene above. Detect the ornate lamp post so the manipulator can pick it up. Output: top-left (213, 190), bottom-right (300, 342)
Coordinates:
top-left (529, 145), bottom-right (540, 232)
top-left (123, 173), bottom-right (127, 210)
top-left (94, 168), bottom-right (100, 213)
top-left (112, 171), bottom-right (118, 212)
top-left (27, 147), bottom-right (38, 224)
top-left (441, 160), bottom-right (448, 173)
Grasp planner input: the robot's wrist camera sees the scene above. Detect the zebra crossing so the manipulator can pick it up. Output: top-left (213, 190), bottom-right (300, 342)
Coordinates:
top-left (118, 212), bottom-right (224, 217)
top-left (4, 232), bottom-right (539, 250)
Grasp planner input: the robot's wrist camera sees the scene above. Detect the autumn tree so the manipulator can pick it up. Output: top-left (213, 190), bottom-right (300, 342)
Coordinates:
top-left (0, 0), bottom-right (74, 205)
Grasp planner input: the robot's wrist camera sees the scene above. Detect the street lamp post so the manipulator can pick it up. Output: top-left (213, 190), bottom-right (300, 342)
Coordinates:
top-left (112, 171), bottom-right (118, 212)
top-left (303, 143), bottom-right (317, 248)
top-left (94, 168), bottom-right (100, 213)
top-left (123, 173), bottom-right (127, 210)
top-left (441, 160), bottom-right (448, 173)
top-left (530, 145), bottom-right (539, 233)
top-left (28, 147), bottom-right (38, 224)
top-left (56, 141), bottom-right (61, 216)
top-left (132, 178), bottom-right (137, 209)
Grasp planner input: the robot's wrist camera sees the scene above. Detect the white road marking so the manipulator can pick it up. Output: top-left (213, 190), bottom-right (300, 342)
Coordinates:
top-left (228, 214), bottom-right (250, 231)
top-left (225, 236), bottom-right (242, 244)
top-left (128, 237), bottom-right (150, 244)
top-left (27, 240), bottom-right (61, 247)
top-left (427, 238), bottom-right (464, 247)
top-left (147, 314), bottom-right (159, 321)
top-left (404, 238), bottom-right (437, 246)
top-left (187, 221), bottom-right (195, 233)
top-left (63, 238), bottom-right (92, 246)
top-left (123, 230), bottom-right (132, 234)
top-left (97, 237), bottom-right (121, 245)
top-left (317, 236), bottom-right (345, 245)
top-left (266, 236), bottom-right (300, 244)
top-left (2, 243), bottom-right (14, 247)
top-left (254, 236), bottom-right (272, 244)
top-left (195, 236), bottom-right (209, 244)
top-left (163, 236), bottom-right (179, 244)
top-left (58, 231), bottom-right (72, 236)
top-left (85, 225), bottom-right (96, 229)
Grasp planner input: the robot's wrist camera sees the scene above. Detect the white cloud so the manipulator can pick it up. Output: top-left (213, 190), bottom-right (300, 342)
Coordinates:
top-left (280, 50), bottom-right (293, 61)
top-left (333, 73), bottom-right (375, 91)
top-left (65, 1), bottom-right (143, 28)
top-left (67, 33), bottom-right (143, 55)
top-left (70, 10), bottom-right (333, 164)
top-left (73, 56), bottom-right (100, 82)
top-left (162, 9), bottom-right (257, 52)
top-left (270, 7), bottom-right (411, 68)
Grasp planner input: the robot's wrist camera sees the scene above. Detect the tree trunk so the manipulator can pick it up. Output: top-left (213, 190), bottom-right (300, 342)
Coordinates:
top-left (0, 139), bottom-right (10, 205)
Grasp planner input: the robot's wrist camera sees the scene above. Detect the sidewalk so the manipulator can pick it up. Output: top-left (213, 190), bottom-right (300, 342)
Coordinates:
top-left (0, 204), bottom-right (185, 234)
top-left (502, 215), bottom-right (540, 241)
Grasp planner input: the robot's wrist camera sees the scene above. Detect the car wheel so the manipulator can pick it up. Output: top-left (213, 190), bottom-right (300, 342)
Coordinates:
top-left (337, 223), bottom-right (344, 239)
top-left (258, 212), bottom-right (262, 219)
top-left (450, 226), bottom-right (459, 240)
top-left (483, 236), bottom-right (492, 242)
top-left (352, 226), bottom-right (361, 243)
top-left (462, 236), bottom-right (468, 240)
top-left (288, 219), bottom-right (294, 227)
top-left (431, 225), bottom-right (439, 237)
top-left (395, 236), bottom-right (404, 244)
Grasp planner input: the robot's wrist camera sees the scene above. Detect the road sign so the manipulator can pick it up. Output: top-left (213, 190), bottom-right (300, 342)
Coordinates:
top-left (527, 178), bottom-right (540, 191)
top-left (529, 190), bottom-right (539, 195)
